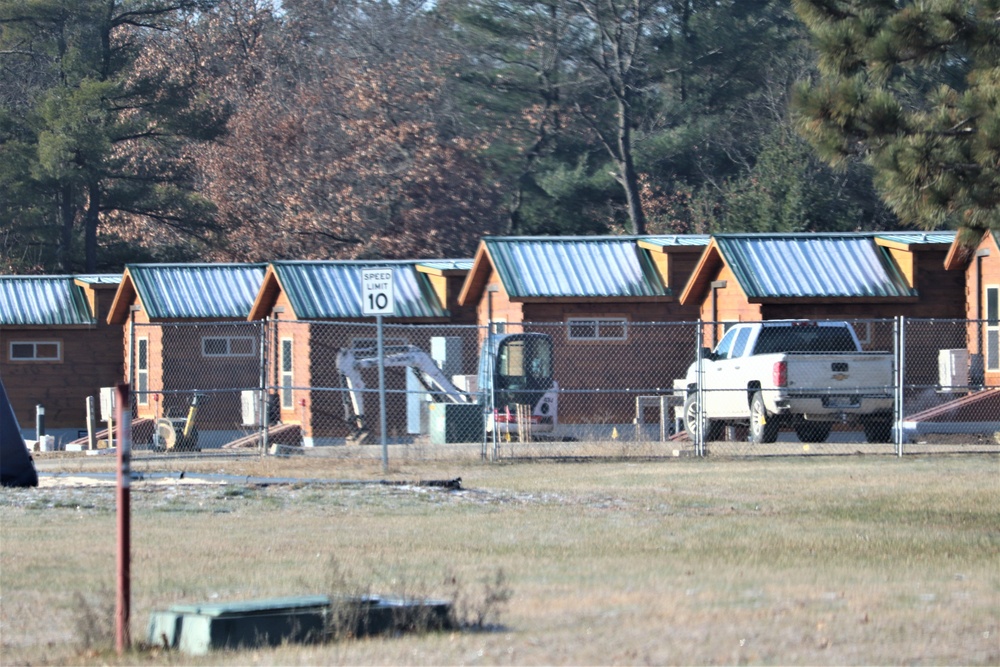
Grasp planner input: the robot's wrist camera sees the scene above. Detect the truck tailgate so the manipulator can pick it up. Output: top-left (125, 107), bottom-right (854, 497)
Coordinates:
top-left (785, 354), bottom-right (892, 393)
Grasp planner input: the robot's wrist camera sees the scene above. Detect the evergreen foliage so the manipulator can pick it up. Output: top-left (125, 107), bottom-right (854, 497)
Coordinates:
top-left (0, 0), bottom-right (228, 272)
top-left (792, 0), bottom-right (1000, 232)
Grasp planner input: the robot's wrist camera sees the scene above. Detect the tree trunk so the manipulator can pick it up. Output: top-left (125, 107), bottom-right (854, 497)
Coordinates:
top-left (617, 98), bottom-right (646, 235)
top-left (85, 181), bottom-right (101, 272)
top-left (59, 184), bottom-right (75, 273)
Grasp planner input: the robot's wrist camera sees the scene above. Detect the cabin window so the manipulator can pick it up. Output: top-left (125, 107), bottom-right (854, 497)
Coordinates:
top-left (347, 337), bottom-right (409, 356)
top-left (8, 341), bottom-right (61, 362)
top-left (136, 338), bottom-right (149, 406)
top-left (280, 338), bottom-right (294, 409)
top-left (987, 286), bottom-right (999, 371)
top-left (202, 336), bottom-right (255, 357)
top-left (567, 317), bottom-right (627, 341)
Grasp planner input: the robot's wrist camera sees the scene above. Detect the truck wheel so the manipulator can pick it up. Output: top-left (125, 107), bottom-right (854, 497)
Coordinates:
top-left (683, 394), bottom-right (722, 442)
top-left (863, 419), bottom-right (892, 443)
top-left (749, 391), bottom-right (779, 444)
top-left (794, 422), bottom-right (831, 443)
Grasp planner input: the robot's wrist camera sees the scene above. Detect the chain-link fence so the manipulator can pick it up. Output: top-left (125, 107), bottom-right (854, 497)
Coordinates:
top-left (124, 318), bottom-right (1000, 460)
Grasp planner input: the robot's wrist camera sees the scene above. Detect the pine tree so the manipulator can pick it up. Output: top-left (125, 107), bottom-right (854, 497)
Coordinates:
top-left (792, 0), bottom-right (1000, 231)
top-left (0, 0), bottom-right (228, 272)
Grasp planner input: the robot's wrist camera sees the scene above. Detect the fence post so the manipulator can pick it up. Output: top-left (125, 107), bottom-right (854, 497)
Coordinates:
top-left (259, 319), bottom-right (269, 456)
top-left (895, 315), bottom-right (906, 456)
top-left (695, 320), bottom-right (704, 457)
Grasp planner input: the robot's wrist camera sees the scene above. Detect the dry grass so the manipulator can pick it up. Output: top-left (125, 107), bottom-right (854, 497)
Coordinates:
top-left (1, 453), bottom-right (998, 665)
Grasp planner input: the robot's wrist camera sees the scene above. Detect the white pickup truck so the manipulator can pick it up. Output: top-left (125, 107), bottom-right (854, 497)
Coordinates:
top-left (681, 321), bottom-right (894, 444)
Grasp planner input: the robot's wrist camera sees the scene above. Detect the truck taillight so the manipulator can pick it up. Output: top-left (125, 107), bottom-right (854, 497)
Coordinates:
top-left (773, 361), bottom-right (787, 387)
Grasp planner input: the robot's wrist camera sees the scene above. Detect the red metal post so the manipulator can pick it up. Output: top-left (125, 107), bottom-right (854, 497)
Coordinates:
top-left (115, 383), bottom-right (131, 654)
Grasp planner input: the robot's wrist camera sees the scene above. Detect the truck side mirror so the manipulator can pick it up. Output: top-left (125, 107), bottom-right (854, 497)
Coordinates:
top-left (699, 346), bottom-right (714, 361)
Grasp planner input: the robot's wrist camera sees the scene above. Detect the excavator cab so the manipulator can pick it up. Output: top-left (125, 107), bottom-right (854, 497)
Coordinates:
top-left (480, 333), bottom-right (556, 433)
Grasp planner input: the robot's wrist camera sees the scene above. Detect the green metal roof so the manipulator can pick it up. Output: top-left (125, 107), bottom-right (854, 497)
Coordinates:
top-left (73, 274), bottom-right (122, 286)
top-left (874, 231), bottom-right (956, 245)
top-left (714, 234), bottom-right (916, 299)
top-left (128, 264), bottom-right (267, 319)
top-left (416, 260), bottom-right (474, 272)
top-left (0, 276), bottom-right (94, 325)
top-left (639, 234), bottom-right (711, 248)
top-left (484, 237), bottom-right (667, 298)
top-left (269, 261), bottom-right (448, 319)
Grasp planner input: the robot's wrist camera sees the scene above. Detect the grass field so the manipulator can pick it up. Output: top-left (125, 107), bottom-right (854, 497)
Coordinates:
top-left (1, 452), bottom-right (998, 665)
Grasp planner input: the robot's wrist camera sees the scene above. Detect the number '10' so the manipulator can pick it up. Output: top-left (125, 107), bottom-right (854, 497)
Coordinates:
top-left (368, 293), bottom-right (389, 310)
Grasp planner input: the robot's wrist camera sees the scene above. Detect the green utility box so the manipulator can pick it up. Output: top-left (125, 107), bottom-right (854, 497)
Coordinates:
top-left (428, 403), bottom-right (483, 444)
top-left (148, 594), bottom-right (452, 655)
top-left (147, 595), bottom-right (330, 655)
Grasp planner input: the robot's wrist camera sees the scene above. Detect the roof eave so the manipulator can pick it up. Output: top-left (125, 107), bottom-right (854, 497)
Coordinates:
top-left (678, 241), bottom-right (737, 306)
top-left (248, 267), bottom-right (290, 320)
top-left (514, 295), bottom-right (675, 304)
top-left (106, 270), bottom-right (139, 325)
top-left (875, 238), bottom-right (951, 252)
top-left (750, 295), bottom-right (920, 304)
top-left (637, 239), bottom-right (707, 254)
top-left (457, 241), bottom-right (492, 307)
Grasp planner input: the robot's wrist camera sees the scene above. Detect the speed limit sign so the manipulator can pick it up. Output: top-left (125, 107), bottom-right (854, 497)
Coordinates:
top-left (361, 268), bottom-right (395, 316)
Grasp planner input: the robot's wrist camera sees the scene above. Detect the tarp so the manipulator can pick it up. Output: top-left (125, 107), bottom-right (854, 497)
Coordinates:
top-left (1, 376), bottom-right (38, 487)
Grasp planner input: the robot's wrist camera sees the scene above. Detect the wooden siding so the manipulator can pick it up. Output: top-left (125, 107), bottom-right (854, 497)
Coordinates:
top-left (1, 284), bottom-right (122, 431)
top-left (695, 263), bottom-right (763, 347)
top-left (961, 233), bottom-right (1000, 387)
top-left (462, 261), bottom-right (706, 426)
top-left (300, 323), bottom-right (482, 440)
top-left (475, 278), bottom-right (525, 333)
top-left (523, 311), bottom-right (697, 426)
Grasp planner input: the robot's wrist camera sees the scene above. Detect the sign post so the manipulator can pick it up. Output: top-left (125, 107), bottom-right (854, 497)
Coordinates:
top-left (361, 268), bottom-right (395, 471)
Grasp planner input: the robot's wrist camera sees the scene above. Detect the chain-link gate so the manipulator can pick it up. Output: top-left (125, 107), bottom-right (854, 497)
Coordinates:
top-left (126, 317), bottom-right (1000, 459)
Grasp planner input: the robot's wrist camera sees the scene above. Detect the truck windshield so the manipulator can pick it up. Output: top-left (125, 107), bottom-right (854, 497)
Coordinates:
top-left (753, 326), bottom-right (857, 354)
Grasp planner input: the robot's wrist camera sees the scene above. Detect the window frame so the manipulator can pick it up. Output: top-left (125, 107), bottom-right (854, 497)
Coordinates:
top-left (280, 337), bottom-right (294, 409)
top-left (566, 317), bottom-right (628, 341)
top-left (8, 340), bottom-right (62, 362)
top-left (136, 337), bottom-right (149, 406)
top-left (201, 335), bottom-right (256, 358)
top-left (986, 285), bottom-right (999, 372)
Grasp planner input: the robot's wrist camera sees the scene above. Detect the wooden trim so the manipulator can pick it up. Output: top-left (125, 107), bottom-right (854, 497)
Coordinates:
top-left (646, 251), bottom-right (670, 290)
top-left (678, 241), bottom-right (735, 306)
top-left (248, 267), bottom-right (287, 320)
top-left (425, 273), bottom-right (448, 312)
top-left (107, 269), bottom-right (139, 325)
top-left (457, 241), bottom-right (492, 307)
top-left (885, 247), bottom-right (917, 289)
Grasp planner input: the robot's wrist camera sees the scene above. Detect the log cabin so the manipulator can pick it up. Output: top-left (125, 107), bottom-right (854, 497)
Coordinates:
top-left (247, 260), bottom-right (474, 445)
top-left (456, 236), bottom-right (710, 427)
top-left (678, 231), bottom-right (965, 389)
top-left (0, 274), bottom-right (121, 444)
top-left (106, 263), bottom-right (267, 447)
top-left (944, 229), bottom-right (1000, 387)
